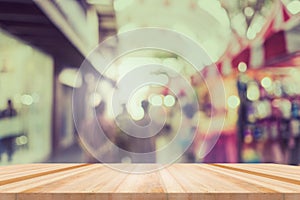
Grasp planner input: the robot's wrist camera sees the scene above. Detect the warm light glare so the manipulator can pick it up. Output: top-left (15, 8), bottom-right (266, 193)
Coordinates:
top-left (272, 99), bottom-right (281, 108)
top-left (16, 136), bottom-right (28, 145)
top-left (150, 95), bottom-right (163, 106)
top-left (238, 62), bottom-right (247, 72)
top-left (261, 77), bottom-right (272, 88)
top-left (227, 95), bottom-right (240, 109)
top-left (164, 95), bottom-right (176, 107)
top-left (130, 106), bottom-right (144, 120)
top-left (247, 83), bottom-right (260, 101)
top-left (244, 134), bottom-right (253, 144)
top-left (244, 7), bottom-right (254, 17)
top-left (256, 101), bottom-right (271, 119)
top-left (247, 27), bottom-right (257, 40)
top-left (21, 94), bottom-right (33, 106)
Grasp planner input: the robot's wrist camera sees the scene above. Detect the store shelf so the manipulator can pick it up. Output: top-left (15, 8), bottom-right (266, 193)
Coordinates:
top-left (0, 164), bottom-right (299, 199)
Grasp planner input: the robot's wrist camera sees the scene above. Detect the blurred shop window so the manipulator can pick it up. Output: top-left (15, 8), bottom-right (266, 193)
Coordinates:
top-left (0, 30), bottom-right (53, 165)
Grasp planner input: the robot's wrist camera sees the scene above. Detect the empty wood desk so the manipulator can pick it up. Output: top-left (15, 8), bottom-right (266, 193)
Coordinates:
top-left (0, 164), bottom-right (299, 199)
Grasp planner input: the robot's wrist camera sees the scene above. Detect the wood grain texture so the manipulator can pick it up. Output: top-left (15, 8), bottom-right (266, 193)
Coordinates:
top-left (0, 164), bottom-right (299, 200)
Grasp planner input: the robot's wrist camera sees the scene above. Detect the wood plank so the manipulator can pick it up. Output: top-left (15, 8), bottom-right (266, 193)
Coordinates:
top-left (237, 164), bottom-right (300, 176)
top-left (115, 165), bottom-right (165, 193)
top-left (0, 164), bottom-right (299, 200)
top-left (22, 165), bottom-right (126, 193)
top-left (216, 164), bottom-right (300, 181)
top-left (0, 164), bottom-right (88, 183)
top-left (202, 164), bottom-right (300, 192)
top-left (169, 164), bottom-right (274, 192)
top-left (0, 164), bottom-right (94, 192)
top-left (0, 165), bottom-right (67, 181)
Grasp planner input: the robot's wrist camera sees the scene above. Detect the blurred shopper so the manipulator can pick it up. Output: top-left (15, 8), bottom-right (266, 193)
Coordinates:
top-left (0, 99), bottom-right (17, 119)
top-left (0, 136), bottom-right (15, 162)
top-left (115, 104), bottom-right (131, 162)
top-left (0, 99), bottom-right (18, 162)
top-left (81, 101), bottom-right (117, 163)
top-left (236, 73), bottom-right (249, 162)
top-left (129, 100), bottom-right (157, 163)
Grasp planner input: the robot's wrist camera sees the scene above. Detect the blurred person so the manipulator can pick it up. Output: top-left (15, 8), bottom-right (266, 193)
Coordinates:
top-left (0, 99), bottom-right (18, 162)
top-left (0, 99), bottom-right (17, 119)
top-left (236, 73), bottom-right (249, 162)
top-left (115, 104), bottom-right (131, 162)
top-left (81, 101), bottom-right (117, 163)
top-left (181, 101), bottom-right (198, 162)
top-left (129, 100), bottom-right (167, 163)
top-left (0, 136), bottom-right (15, 162)
top-left (115, 101), bottom-right (173, 163)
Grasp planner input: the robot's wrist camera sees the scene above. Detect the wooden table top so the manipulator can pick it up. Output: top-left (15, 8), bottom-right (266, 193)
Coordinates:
top-left (0, 163), bottom-right (299, 200)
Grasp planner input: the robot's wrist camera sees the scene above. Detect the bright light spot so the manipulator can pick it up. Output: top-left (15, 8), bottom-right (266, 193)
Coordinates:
top-left (287, 1), bottom-right (300, 15)
top-left (243, 148), bottom-right (258, 161)
top-left (238, 62), bottom-right (247, 72)
top-left (130, 106), bottom-right (144, 120)
top-left (244, 7), bottom-right (254, 17)
top-left (251, 15), bottom-right (264, 33)
top-left (272, 99), bottom-right (281, 108)
top-left (274, 81), bottom-right (282, 97)
top-left (16, 136), bottom-right (28, 145)
top-left (247, 82), bottom-right (260, 101)
top-left (244, 134), bottom-right (253, 144)
top-left (247, 26), bottom-right (257, 40)
top-left (150, 95), bottom-right (163, 106)
top-left (114, 0), bottom-right (133, 12)
top-left (21, 95), bottom-right (33, 106)
top-left (231, 13), bottom-right (247, 36)
top-left (123, 86), bottom-right (150, 120)
top-left (261, 77), bottom-right (272, 88)
top-left (58, 68), bottom-right (82, 88)
top-left (127, 86), bottom-right (149, 109)
top-left (256, 101), bottom-right (271, 119)
top-left (164, 95), bottom-right (176, 107)
top-left (227, 95), bottom-right (240, 109)
top-left (90, 92), bottom-right (102, 107)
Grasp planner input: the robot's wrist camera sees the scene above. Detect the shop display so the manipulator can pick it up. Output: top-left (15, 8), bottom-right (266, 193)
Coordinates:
top-left (237, 69), bottom-right (300, 164)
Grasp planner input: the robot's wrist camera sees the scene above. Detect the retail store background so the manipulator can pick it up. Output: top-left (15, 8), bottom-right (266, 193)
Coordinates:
top-left (0, 0), bottom-right (300, 165)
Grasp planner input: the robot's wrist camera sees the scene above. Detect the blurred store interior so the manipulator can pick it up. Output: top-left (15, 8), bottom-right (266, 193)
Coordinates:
top-left (0, 0), bottom-right (300, 165)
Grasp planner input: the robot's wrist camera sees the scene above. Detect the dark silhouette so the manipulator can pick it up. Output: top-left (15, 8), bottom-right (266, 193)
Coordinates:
top-left (129, 100), bottom-right (157, 163)
top-left (0, 99), bottom-right (17, 119)
top-left (0, 136), bottom-right (15, 162)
